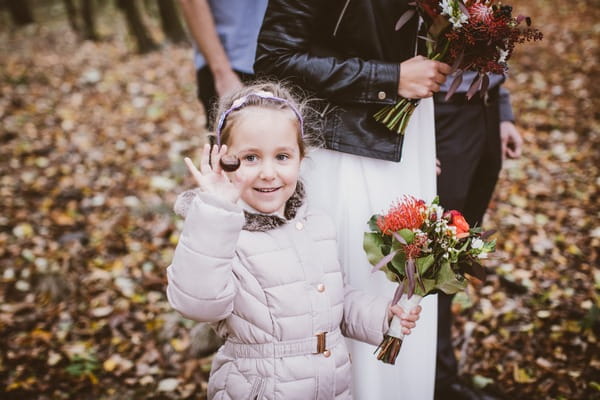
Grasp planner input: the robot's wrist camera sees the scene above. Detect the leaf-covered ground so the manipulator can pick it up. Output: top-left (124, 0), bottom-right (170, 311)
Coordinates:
top-left (0, 1), bottom-right (598, 399)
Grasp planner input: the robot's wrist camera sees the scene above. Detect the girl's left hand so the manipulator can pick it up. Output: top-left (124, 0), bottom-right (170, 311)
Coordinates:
top-left (184, 144), bottom-right (247, 204)
top-left (388, 304), bottom-right (421, 335)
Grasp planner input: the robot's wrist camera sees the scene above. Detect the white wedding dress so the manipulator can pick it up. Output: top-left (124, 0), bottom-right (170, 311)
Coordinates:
top-left (302, 97), bottom-right (438, 400)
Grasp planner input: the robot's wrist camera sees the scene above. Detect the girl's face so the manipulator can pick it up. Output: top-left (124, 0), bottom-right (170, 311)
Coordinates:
top-left (225, 107), bottom-right (302, 215)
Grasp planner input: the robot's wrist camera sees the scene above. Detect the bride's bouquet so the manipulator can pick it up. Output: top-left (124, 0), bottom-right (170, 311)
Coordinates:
top-left (374, 0), bottom-right (543, 134)
top-left (363, 196), bottom-right (495, 364)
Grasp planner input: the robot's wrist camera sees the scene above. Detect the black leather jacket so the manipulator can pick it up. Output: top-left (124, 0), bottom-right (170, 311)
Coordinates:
top-left (255, 0), bottom-right (421, 161)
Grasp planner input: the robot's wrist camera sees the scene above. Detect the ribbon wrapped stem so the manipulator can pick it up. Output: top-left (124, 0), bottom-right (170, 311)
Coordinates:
top-left (375, 292), bottom-right (423, 364)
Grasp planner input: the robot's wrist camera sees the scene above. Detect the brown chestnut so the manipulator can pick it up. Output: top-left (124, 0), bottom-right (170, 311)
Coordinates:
top-left (219, 155), bottom-right (241, 172)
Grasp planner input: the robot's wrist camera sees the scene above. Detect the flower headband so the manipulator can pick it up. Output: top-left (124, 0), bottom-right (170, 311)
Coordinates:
top-left (216, 90), bottom-right (304, 146)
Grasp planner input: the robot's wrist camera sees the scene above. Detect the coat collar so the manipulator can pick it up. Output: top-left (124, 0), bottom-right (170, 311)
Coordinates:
top-left (243, 181), bottom-right (305, 232)
top-left (174, 182), bottom-right (306, 232)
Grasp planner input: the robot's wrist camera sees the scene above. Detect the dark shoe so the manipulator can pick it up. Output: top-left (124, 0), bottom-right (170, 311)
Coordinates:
top-left (434, 381), bottom-right (504, 400)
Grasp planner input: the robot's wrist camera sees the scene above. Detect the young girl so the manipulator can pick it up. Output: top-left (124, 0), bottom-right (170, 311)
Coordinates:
top-left (166, 82), bottom-right (421, 400)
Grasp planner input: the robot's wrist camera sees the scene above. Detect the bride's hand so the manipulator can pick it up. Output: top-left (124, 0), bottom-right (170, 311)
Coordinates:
top-left (388, 304), bottom-right (422, 335)
top-left (184, 144), bottom-right (247, 204)
top-left (398, 56), bottom-right (452, 99)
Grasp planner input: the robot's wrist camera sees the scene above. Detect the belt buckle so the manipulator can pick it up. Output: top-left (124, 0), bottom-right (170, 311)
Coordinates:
top-left (315, 332), bottom-right (327, 353)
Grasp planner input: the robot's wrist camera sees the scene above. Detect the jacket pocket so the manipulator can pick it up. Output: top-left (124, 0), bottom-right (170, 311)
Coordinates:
top-left (247, 376), bottom-right (266, 400)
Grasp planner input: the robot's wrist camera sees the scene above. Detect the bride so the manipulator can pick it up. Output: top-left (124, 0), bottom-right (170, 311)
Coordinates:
top-left (255, 1), bottom-right (451, 398)
top-left (301, 96), bottom-right (439, 399)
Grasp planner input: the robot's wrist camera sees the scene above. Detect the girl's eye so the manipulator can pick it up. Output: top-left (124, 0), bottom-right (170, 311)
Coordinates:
top-left (276, 154), bottom-right (290, 161)
top-left (243, 154), bottom-right (257, 162)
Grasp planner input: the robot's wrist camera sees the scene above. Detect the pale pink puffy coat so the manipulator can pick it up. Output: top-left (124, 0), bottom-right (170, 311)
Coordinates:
top-left (167, 189), bottom-right (390, 400)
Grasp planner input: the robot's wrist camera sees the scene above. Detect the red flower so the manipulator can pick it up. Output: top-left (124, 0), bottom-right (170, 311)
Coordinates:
top-left (377, 196), bottom-right (426, 235)
top-left (445, 210), bottom-right (470, 239)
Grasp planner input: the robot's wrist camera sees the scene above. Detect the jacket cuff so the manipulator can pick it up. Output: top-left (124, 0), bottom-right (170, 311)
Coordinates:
top-left (382, 305), bottom-right (391, 333)
top-left (342, 288), bottom-right (391, 346)
top-left (365, 62), bottom-right (400, 104)
top-left (365, 296), bottom-right (391, 345)
top-left (499, 86), bottom-right (515, 122)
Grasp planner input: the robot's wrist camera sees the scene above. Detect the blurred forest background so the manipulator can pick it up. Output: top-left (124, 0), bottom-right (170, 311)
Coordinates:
top-left (0, 0), bottom-right (598, 399)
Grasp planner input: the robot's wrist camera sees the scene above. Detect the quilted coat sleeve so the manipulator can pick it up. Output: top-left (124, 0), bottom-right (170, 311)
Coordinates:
top-left (341, 284), bottom-right (391, 346)
top-left (254, 0), bottom-right (399, 105)
top-left (166, 191), bottom-right (245, 323)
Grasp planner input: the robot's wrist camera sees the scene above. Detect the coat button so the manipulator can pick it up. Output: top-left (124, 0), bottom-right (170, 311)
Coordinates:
top-left (323, 350), bottom-right (331, 358)
top-left (295, 221), bottom-right (304, 230)
top-left (317, 283), bottom-right (325, 292)
top-left (377, 91), bottom-right (386, 100)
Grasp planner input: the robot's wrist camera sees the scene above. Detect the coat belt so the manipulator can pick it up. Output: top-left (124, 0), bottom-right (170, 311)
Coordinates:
top-left (221, 328), bottom-right (343, 359)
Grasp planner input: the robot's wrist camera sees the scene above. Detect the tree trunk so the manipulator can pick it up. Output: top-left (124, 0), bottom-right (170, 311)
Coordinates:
top-left (6, 0), bottom-right (34, 26)
top-left (156, 0), bottom-right (187, 44)
top-left (63, 0), bottom-right (80, 35)
top-left (116, 0), bottom-right (158, 53)
top-left (81, 0), bottom-right (98, 41)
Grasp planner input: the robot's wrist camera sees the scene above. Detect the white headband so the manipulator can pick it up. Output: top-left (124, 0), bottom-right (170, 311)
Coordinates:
top-left (215, 90), bottom-right (304, 146)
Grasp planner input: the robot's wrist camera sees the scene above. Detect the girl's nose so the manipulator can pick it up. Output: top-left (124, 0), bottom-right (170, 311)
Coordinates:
top-left (259, 160), bottom-right (276, 180)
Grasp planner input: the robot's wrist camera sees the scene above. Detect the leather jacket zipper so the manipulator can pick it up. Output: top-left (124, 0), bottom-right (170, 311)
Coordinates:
top-left (333, 0), bottom-right (351, 37)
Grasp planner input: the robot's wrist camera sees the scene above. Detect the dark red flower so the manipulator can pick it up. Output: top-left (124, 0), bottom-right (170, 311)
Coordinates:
top-left (418, 0), bottom-right (441, 19)
top-left (404, 234), bottom-right (427, 259)
top-left (437, 0), bottom-right (542, 76)
top-left (468, 3), bottom-right (493, 24)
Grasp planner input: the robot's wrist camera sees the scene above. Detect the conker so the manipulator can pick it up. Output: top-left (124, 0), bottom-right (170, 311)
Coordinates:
top-left (219, 155), bottom-right (241, 172)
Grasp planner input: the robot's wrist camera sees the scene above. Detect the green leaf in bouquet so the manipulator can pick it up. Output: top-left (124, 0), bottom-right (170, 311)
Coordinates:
top-left (435, 261), bottom-right (468, 295)
top-left (383, 266), bottom-right (401, 283)
top-left (448, 249), bottom-right (460, 264)
top-left (484, 239), bottom-right (496, 252)
top-left (391, 237), bottom-right (402, 250)
top-left (416, 254), bottom-right (435, 278)
top-left (413, 278), bottom-right (438, 297)
top-left (390, 252), bottom-right (407, 279)
top-left (382, 243), bottom-right (392, 254)
top-left (398, 228), bottom-right (415, 244)
top-left (458, 238), bottom-right (471, 252)
top-left (363, 232), bottom-right (385, 266)
top-left (368, 215), bottom-right (382, 233)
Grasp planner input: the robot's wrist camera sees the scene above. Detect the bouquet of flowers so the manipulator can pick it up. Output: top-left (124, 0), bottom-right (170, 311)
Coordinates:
top-left (363, 196), bottom-right (495, 364)
top-left (374, 0), bottom-right (543, 135)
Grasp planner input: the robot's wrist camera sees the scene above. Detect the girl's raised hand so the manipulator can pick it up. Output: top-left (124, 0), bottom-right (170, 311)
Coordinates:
top-left (184, 144), bottom-right (246, 204)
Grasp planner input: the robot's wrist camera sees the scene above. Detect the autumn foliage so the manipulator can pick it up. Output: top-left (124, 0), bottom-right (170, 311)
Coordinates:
top-left (0, 1), bottom-right (598, 399)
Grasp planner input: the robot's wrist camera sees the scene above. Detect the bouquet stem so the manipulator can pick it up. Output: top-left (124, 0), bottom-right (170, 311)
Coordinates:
top-left (373, 99), bottom-right (420, 135)
top-left (375, 293), bottom-right (423, 364)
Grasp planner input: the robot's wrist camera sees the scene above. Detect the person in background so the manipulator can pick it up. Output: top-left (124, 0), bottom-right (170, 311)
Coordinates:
top-left (177, 0), bottom-right (268, 129)
top-left (434, 71), bottom-right (522, 400)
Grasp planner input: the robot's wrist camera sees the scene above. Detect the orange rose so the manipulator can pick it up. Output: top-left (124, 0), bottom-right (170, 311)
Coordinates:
top-left (445, 210), bottom-right (470, 238)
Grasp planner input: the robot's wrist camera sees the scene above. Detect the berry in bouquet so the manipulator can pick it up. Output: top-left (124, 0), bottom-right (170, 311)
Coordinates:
top-left (374, 0), bottom-right (543, 134)
top-left (363, 196), bottom-right (495, 364)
